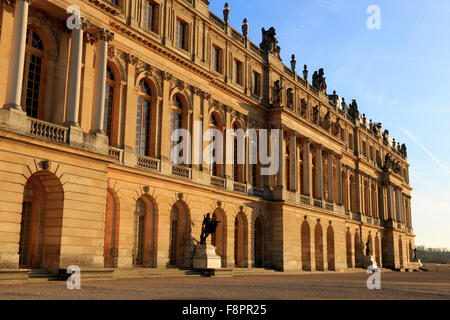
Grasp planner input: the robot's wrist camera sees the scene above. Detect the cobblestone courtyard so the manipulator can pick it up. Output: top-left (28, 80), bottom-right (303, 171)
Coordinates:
top-left (0, 272), bottom-right (448, 300)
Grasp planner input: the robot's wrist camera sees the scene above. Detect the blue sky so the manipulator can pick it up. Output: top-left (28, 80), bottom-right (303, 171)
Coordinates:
top-left (209, 0), bottom-right (450, 248)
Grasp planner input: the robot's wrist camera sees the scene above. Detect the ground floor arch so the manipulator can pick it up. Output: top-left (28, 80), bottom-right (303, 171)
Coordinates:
top-left (399, 238), bottom-right (404, 269)
top-left (255, 215), bottom-right (266, 268)
top-left (169, 200), bottom-right (191, 268)
top-left (354, 232), bottom-right (361, 268)
top-left (234, 212), bottom-right (248, 268)
top-left (104, 189), bottom-right (120, 268)
top-left (211, 208), bottom-right (227, 267)
top-left (346, 230), bottom-right (352, 268)
top-left (315, 223), bottom-right (324, 271)
top-left (326, 225), bottom-right (335, 271)
top-left (301, 221), bottom-right (311, 271)
top-left (18, 171), bottom-right (64, 272)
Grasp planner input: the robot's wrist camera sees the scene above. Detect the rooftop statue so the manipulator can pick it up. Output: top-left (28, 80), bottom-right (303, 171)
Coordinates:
top-left (312, 68), bottom-right (327, 92)
top-left (348, 99), bottom-right (359, 121)
top-left (260, 27), bottom-right (281, 59)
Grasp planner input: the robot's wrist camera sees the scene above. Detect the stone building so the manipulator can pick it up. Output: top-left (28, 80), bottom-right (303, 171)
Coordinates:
top-left (0, 0), bottom-right (416, 275)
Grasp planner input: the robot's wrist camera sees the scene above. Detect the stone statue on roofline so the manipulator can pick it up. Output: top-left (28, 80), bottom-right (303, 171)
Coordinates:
top-left (260, 27), bottom-right (281, 59)
top-left (312, 68), bottom-right (327, 92)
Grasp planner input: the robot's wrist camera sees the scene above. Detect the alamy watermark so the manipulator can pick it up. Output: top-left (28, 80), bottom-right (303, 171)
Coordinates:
top-left (367, 5), bottom-right (381, 30)
top-left (170, 123), bottom-right (281, 176)
top-left (66, 5), bottom-right (81, 30)
top-left (67, 265), bottom-right (81, 290)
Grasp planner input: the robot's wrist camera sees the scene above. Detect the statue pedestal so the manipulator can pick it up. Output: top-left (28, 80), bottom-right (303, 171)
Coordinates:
top-left (193, 244), bottom-right (221, 270)
top-left (363, 255), bottom-right (377, 269)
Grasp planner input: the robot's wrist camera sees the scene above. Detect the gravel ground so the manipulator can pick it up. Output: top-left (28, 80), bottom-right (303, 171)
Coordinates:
top-left (0, 271), bottom-right (448, 300)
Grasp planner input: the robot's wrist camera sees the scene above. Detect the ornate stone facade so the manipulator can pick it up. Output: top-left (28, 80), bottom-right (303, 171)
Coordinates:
top-left (0, 0), bottom-right (415, 274)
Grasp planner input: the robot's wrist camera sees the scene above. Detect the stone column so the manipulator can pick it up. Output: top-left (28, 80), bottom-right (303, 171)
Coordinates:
top-left (316, 144), bottom-right (323, 200)
top-left (328, 151), bottom-right (334, 203)
top-left (91, 29), bottom-right (114, 133)
top-left (65, 18), bottom-right (89, 126)
top-left (277, 126), bottom-right (285, 189)
top-left (290, 131), bottom-right (297, 192)
top-left (160, 72), bottom-right (172, 174)
top-left (337, 155), bottom-right (343, 205)
top-left (302, 138), bottom-right (311, 196)
top-left (387, 183), bottom-right (393, 220)
top-left (122, 54), bottom-right (138, 167)
top-left (3, 0), bottom-right (29, 110)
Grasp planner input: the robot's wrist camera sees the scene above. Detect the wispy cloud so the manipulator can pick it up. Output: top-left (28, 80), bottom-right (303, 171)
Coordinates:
top-left (393, 125), bottom-right (450, 175)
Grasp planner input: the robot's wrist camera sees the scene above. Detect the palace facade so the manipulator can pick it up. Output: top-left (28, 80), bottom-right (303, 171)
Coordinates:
top-left (0, 0), bottom-right (415, 274)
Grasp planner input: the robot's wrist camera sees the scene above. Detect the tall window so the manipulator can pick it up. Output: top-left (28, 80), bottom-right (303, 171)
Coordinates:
top-left (136, 80), bottom-right (152, 156)
top-left (210, 113), bottom-right (222, 177)
top-left (175, 19), bottom-right (188, 50)
top-left (212, 46), bottom-right (222, 74)
top-left (252, 71), bottom-right (261, 96)
top-left (169, 206), bottom-right (178, 265)
top-left (143, 0), bottom-right (159, 33)
top-left (234, 59), bottom-right (243, 85)
top-left (103, 66), bottom-right (115, 143)
top-left (170, 95), bottom-right (184, 163)
top-left (22, 28), bottom-right (45, 119)
top-left (133, 199), bottom-right (145, 266)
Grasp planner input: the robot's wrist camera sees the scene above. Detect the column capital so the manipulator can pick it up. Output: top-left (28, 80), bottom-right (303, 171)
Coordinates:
top-left (302, 137), bottom-right (312, 144)
top-left (337, 154), bottom-right (343, 160)
top-left (126, 53), bottom-right (138, 65)
top-left (163, 71), bottom-right (173, 82)
top-left (93, 28), bottom-right (114, 42)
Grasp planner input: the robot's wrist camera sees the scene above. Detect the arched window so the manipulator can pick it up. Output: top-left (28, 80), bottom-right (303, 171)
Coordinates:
top-left (209, 112), bottom-right (223, 177)
top-left (133, 199), bottom-right (146, 266)
top-left (22, 28), bottom-right (45, 119)
top-left (136, 80), bottom-right (152, 156)
top-left (170, 94), bottom-right (184, 163)
top-left (285, 146), bottom-right (290, 190)
top-left (103, 65), bottom-right (115, 143)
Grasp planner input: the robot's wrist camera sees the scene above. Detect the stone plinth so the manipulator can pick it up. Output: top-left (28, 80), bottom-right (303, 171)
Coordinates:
top-left (193, 244), bottom-right (221, 270)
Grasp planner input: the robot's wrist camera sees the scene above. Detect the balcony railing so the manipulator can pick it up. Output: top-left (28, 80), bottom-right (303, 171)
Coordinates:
top-left (252, 187), bottom-right (264, 198)
top-left (211, 176), bottom-right (226, 189)
top-left (313, 199), bottom-right (322, 208)
top-left (137, 155), bottom-right (160, 171)
top-left (108, 146), bottom-right (123, 163)
top-left (233, 181), bottom-right (247, 193)
top-left (171, 164), bottom-right (191, 179)
top-left (29, 118), bottom-right (68, 144)
top-left (326, 202), bottom-right (334, 211)
top-left (300, 195), bottom-right (310, 205)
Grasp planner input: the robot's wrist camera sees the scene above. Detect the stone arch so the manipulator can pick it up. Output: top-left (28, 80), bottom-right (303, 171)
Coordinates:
top-left (342, 170), bottom-right (348, 211)
top-left (169, 87), bottom-right (192, 110)
top-left (105, 60), bottom-right (123, 146)
top-left (231, 119), bottom-right (245, 183)
top-left (375, 234), bottom-right (381, 266)
top-left (254, 215), bottom-right (266, 268)
top-left (18, 170), bottom-right (64, 273)
top-left (104, 188), bottom-right (120, 268)
top-left (326, 225), bottom-right (335, 271)
top-left (234, 211), bottom-right (248, 268)
top-left (409, 241), bottom-right (413, 262)
top-left (354, 231), bottom-right (361, 267)
top-left (169, 200), bottom-right (191, 268)
top-left (367, 234), bottom-right (373, 256)
top-left (346, 230), bottom-right (352, 268)
top-left (135, 72), bottom-right (162, 98)
top-left (314, 222), bottom-right (324, 271)
top-left (132, 194), bottom-right (158, 267)
top-left (349, 174), bottom-right (356, 213)
top-left (211, 207), bottom-right (227, 267)
top-left (301, 220), bottom-right (311, 271)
